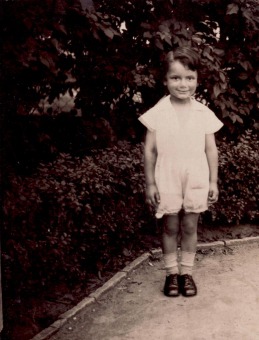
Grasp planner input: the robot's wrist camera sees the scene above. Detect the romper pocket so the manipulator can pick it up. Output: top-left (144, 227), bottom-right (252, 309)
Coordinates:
top-left (187, 157), bottom-right (209, 189)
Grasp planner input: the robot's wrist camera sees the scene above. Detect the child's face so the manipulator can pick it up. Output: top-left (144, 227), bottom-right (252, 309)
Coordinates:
top-left (164, 60), bottom-right (198, 101)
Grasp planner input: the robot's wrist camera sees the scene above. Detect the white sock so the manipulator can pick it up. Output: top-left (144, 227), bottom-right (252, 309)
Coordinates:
top-left (180, 251), bottom-right (196, 275)
top-left (164, 252), bottom-right (179, 275)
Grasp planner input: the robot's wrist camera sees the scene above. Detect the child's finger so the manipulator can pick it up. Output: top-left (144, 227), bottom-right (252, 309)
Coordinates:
top-left (146, 198), bottom-right (154, 206)
top-left (208, 191), bottom-right (218, 202)
top-left (155, 192), bottom-right (161, 204)
top-left (147, 196), bottom-right (156, 207)
top-left (209, 189), bottom-right (215, 198)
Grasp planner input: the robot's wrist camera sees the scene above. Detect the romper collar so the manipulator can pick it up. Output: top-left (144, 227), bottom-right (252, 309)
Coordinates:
top-left (160, 95), bottom-right (203, 111)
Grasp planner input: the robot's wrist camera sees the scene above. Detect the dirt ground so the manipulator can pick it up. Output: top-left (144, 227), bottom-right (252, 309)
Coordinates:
top-left (49, 241), bottom-right (259, 340)
top-left (1, 223), bottom-right (259, 340)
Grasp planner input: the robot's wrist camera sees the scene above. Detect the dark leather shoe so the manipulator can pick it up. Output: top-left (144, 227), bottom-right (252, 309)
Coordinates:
top-left (164, 274), bottom-right (180, 297)
top-left (179, 274), bottom-right (197, 297)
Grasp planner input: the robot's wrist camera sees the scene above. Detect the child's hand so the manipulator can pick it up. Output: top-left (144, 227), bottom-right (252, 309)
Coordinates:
top-left (146, 184), bottom-right (160, 207)
top-left (208, 182), bottom-right (219, 205)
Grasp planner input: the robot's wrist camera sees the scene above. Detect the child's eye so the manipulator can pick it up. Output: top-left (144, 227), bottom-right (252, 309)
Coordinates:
top-left (187, 76), bottom-right (195, 80)
top-left (170, 76), bottom-right (179, 80)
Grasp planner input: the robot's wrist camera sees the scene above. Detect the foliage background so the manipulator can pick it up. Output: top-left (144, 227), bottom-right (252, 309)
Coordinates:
top-left (0, 0), bottom-right (259, 338)
top-left (2, 132), bottom-right (259, 294)
top-left (1, 0), bottom-right (258, 166)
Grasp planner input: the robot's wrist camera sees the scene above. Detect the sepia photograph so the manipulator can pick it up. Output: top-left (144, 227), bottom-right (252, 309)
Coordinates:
top-left (1, 0), bottom-right (258, 339)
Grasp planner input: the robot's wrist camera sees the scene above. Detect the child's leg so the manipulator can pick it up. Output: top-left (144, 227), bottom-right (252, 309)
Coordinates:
top-left (162, 214), bottom-right (180, 275)
top-left (162, 214), bottom-right (181, 297)
top-left (180, 212), bottom-right (199, 275)
top-left (179, 213), bottom-right (199, 296)
top-left (181, 212), bottom-right (199, 253)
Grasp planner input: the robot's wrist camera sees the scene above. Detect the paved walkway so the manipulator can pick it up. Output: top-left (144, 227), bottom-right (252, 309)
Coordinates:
top-left (35, 239), bottom-right (259, 340)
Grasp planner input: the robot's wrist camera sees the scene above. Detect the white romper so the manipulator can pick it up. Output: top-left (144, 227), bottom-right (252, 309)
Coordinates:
top-left (139, 95), bottom-right (223, 218)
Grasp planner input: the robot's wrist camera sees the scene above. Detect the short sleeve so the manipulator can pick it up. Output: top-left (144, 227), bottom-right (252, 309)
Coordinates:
top-left (203, 108), bottom-right (223, 134)
top-left (138, 107), bottom-right (158, 132)
top-left (138, 96), bottom-right (169, 132)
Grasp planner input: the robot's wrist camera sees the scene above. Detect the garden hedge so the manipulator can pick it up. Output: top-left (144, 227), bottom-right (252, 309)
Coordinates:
top-left (2, 130), bottom-right (258, 292)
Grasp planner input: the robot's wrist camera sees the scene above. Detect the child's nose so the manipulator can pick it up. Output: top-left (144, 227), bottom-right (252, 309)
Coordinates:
top-left (179, 78), bottom-right (188, 87)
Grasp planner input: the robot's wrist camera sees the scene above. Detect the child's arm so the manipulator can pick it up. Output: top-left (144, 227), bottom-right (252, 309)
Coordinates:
top-left (205, 133), bottom-right (219, 205)
top-left (144, 130), bottom-right (160, 206)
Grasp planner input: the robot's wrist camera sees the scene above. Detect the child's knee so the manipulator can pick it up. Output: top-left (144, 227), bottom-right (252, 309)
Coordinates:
top-left (163, 214), bottom-right (180, 235)
top-left (182, 213), bottom-right (199, 235)
top-left (182, 224), bottom-right (197, 236)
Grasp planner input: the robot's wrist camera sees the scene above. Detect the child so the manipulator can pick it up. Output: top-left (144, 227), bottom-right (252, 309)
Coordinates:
top-left (138, 47), bottom-right (223, 297)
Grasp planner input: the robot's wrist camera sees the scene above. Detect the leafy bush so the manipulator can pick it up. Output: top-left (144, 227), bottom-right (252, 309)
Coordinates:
top-left (209, 130), bottom-right (259, 224)
top-left (3, 133), bottom-right (258, 293)
top-left (2, 0), bottom-right (258, 145)
top-left (2, 142), bottom-right (151, 292)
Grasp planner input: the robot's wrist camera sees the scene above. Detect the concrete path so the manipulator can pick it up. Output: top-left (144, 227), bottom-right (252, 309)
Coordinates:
top-left (37, 240), bottom-right (259, 340)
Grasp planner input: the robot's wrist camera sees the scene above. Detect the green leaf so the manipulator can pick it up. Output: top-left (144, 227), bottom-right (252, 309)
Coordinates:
top-left (104, 28), bottom-right (114, 39)
top-left (155, 39), bottom-right (164, 50)
top-left (53, 23), bottom-right (67, 35)
top-left (192, 36), bottom-right (202, 44)
top-left (229, 112), bottom-right (237, 123)
top-left (159, 24), bottom-right (170, 33)
top-left (51, 39), bottom-right (60, 51)
top-left (242, 9), bottom-right (253, 22)
top-left (164, 36), bottom-right (172, 46)
top-left (143, 31), bottom-right (152, 39)
top-left (39, 56), bottom-right (50, 68)
top-left (140, 22), bottom-right (152, 29)
top-left (203, 49), bottom-right (214, 61)
top-left (222, 110), bottom-right (229, 118)
top-left (213, 83), bottom-right (221, 98)
top-left (93, 29), bottom-right (101, 40)
top-left (219, 72), bottom-right (226, 82)
top-left (226, 3), bottom-right (239, 15)
top-left (214, 49), bottom-right (225, 57)
top-left (236, 115), bottom-right (244, 124)
top-left (240, 60), bottom-right (251, 71)
top-left (218, 100), bottom-right (226, 110)
top-left (90, 13), bottom-right (98, 22)
top-left (238, 72), bottom-right (248, 80)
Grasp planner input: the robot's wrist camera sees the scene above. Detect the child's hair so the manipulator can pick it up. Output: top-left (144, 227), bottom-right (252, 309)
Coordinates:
top-left (162, 47), bottom-right (201, 77)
